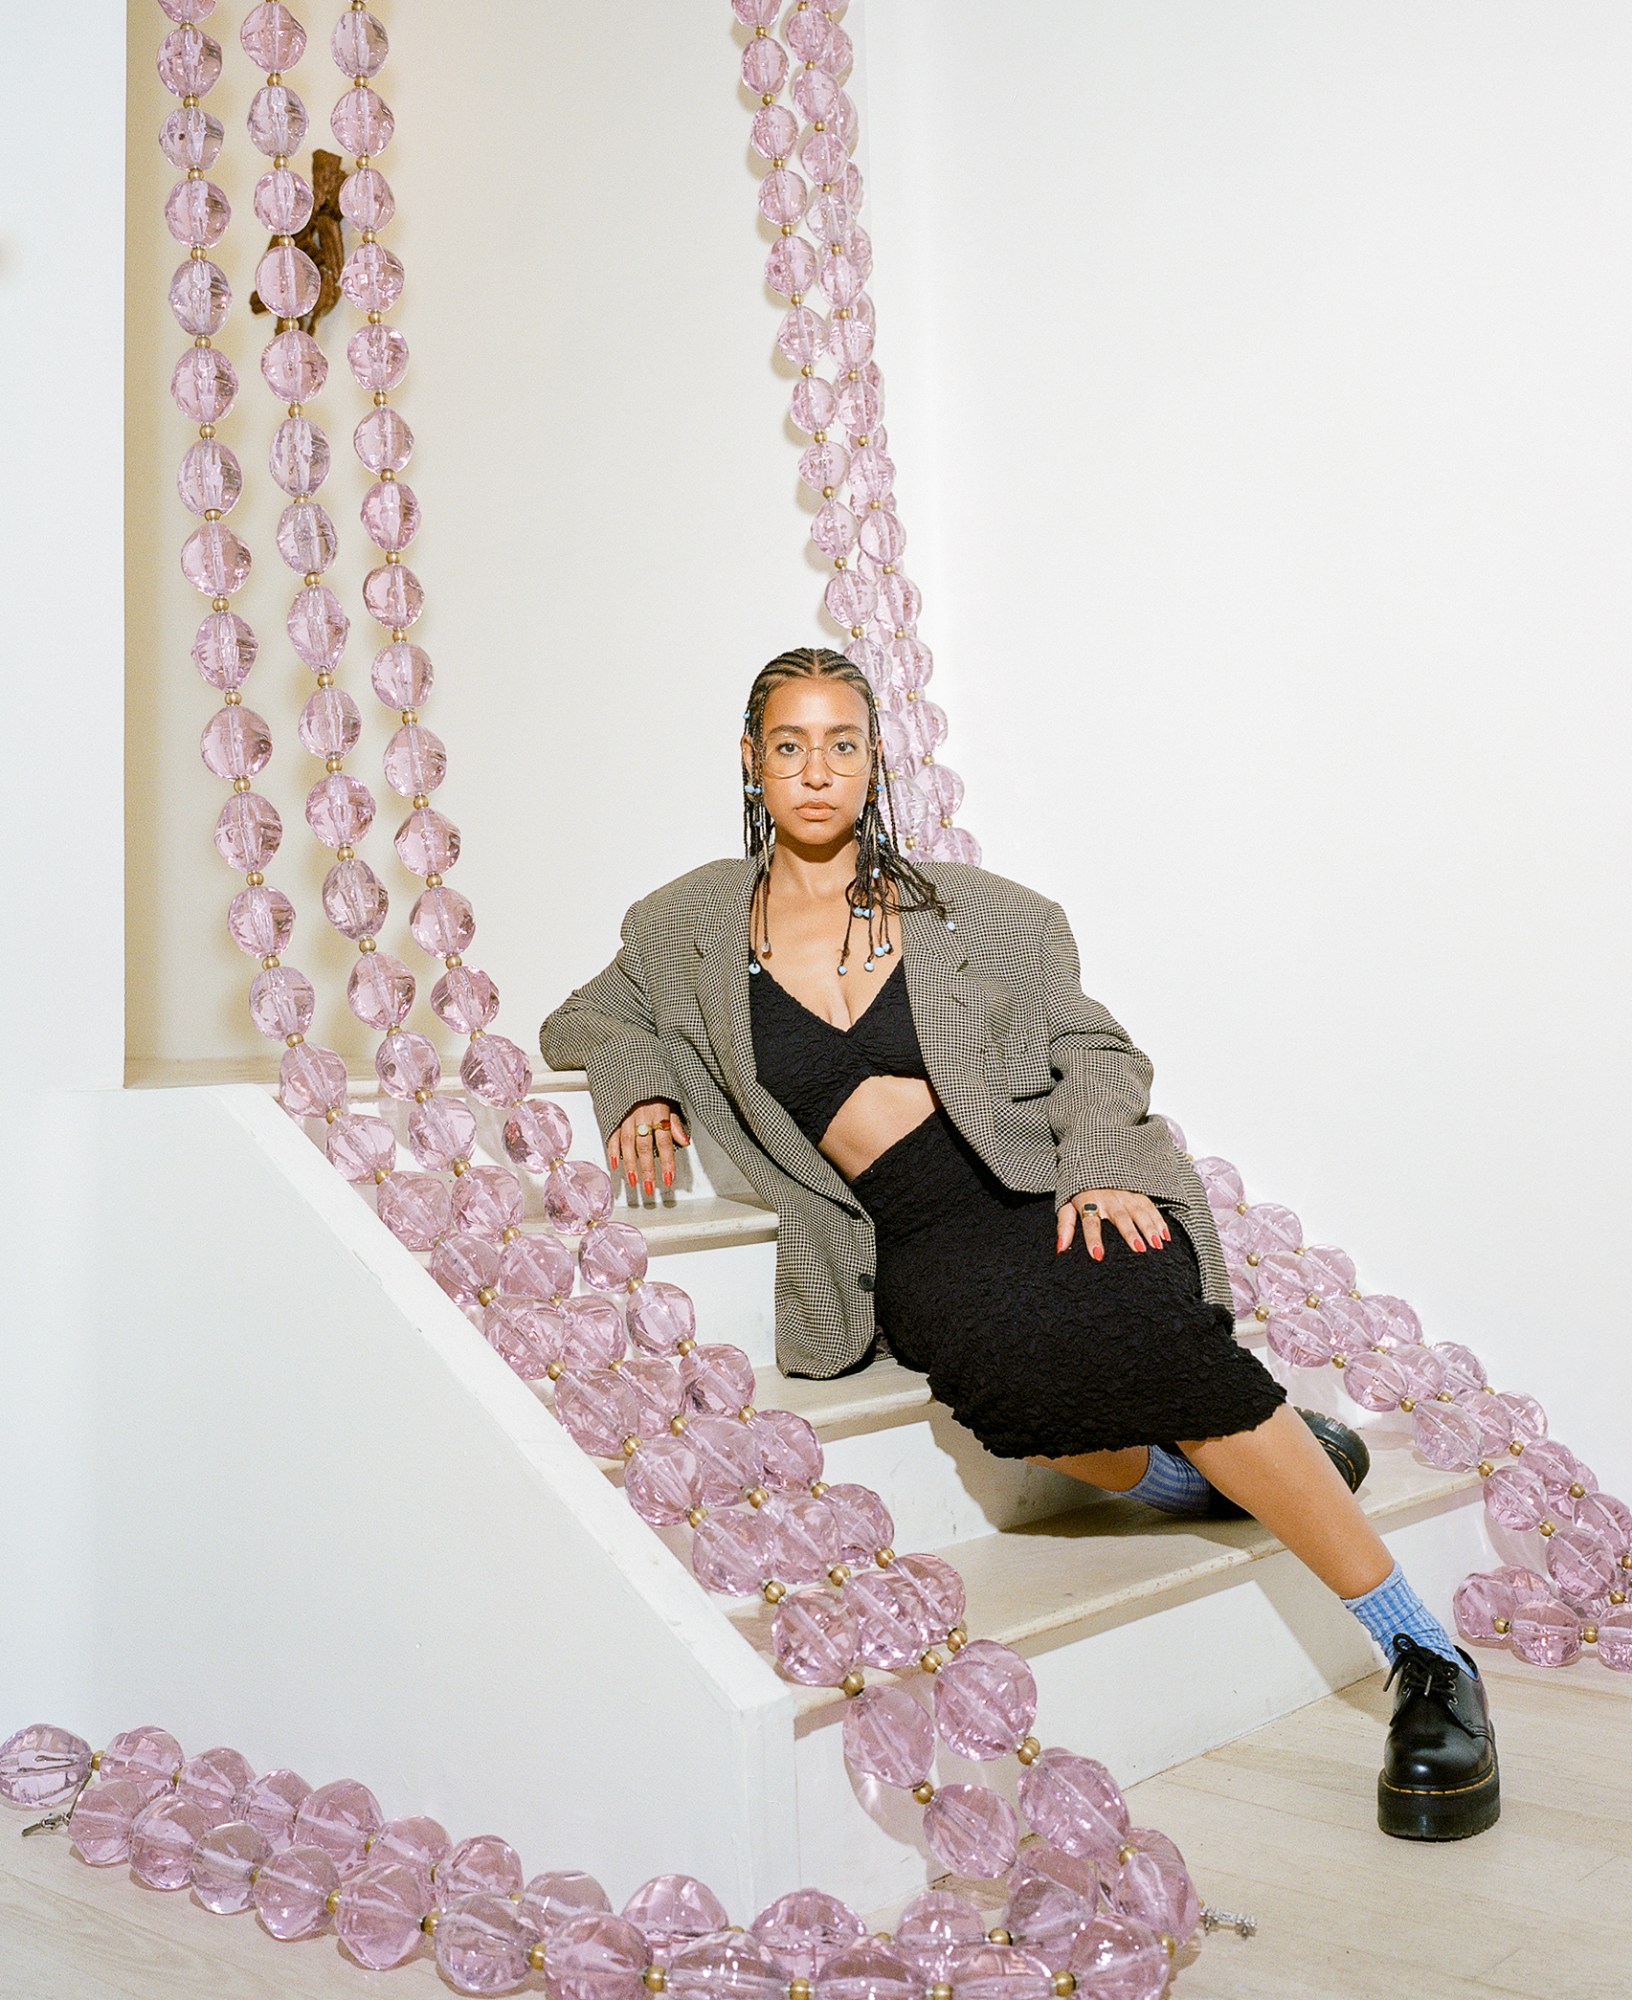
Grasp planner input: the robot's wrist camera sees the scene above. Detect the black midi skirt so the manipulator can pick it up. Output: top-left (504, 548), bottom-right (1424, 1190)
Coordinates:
top-left (849, 1102), bottom-right (1288, 1460)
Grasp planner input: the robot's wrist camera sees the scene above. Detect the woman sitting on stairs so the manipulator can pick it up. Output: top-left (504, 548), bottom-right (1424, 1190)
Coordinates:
top-left (540, 644), bottom-right (1500, 1844)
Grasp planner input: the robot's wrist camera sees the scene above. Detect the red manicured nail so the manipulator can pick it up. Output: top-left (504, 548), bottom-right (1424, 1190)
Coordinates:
top-left (1091, 1246), bottom-right (1103, 1261)
top-left (644, 1179), bottom-right (653, 1194)
top-left (662, 1169), bottom-right (672, 1186)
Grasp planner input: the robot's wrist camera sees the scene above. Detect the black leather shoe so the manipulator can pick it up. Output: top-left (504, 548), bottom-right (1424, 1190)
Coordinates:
top-left (1377, 1636), bottom-right (1500, 1840)
top-left (1200, 1407), bottom-right (1372, 1518)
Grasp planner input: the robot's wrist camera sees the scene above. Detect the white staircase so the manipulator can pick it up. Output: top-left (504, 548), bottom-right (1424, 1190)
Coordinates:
top-left (103, 1062), bottom-right (1500, 1925)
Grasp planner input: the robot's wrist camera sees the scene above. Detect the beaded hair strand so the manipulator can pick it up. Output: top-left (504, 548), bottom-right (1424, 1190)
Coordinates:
top-left (740, 645), bottom-right (950, 974)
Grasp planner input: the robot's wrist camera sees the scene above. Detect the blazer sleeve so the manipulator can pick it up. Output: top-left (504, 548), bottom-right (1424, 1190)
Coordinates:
top-left (538, 900), bottom-right (685, 1140)
top-left (1039, 898), bottom-right (1193, 1212)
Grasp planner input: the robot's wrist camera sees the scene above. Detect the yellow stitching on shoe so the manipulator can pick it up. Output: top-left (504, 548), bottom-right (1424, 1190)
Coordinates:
top-left (1378, 1760), bottom-right (1497, 1797)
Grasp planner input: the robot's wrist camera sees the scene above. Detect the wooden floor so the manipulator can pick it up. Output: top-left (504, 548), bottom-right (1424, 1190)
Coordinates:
top-left (1, 1651), bottom-right (1622, 1999)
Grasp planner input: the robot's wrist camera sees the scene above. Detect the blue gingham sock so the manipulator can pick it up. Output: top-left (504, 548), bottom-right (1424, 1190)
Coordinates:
top-left (1341, 1560), bottom-right (1473, 1674)
top-left (1122, 1444), bottom-right (1213, 1516)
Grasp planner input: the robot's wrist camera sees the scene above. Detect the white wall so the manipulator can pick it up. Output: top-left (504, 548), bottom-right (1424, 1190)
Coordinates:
top-left (861, 1), bottom-right (1632, 1480)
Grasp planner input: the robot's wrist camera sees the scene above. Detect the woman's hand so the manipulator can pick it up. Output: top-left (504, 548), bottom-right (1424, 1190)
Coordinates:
top-left (608, 1099), bottom-right (690, 1196)
top-left (1057, 1188), bottom-right (1170, 1259)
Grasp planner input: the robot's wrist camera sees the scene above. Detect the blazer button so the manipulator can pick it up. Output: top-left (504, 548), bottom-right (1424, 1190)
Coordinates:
top-left (857, 1272), bottom-right (874, 1292)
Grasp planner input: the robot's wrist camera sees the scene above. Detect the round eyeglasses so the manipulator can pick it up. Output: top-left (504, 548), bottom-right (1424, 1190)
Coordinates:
top-left (760, 733), bottom-right (869, 780)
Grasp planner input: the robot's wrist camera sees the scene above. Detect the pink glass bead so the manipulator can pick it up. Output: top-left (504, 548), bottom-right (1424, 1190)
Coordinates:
top-left (623, 1875), bottom-right (727, 1965)
top-left (790, 377), bottom-right (838, 435)
top-left (946, 1944), bottom-right (1054, 2000)
top-left (558, 1295), bottom-right (628, 1371)
top-left (740, 36), bottom-right (787, 93)
top-left (323, 857), bottom-right (388, 939)
top-left (254, 1841), bottom-right (339, 1938)
top-left (362, 479), bottom-right (421, 551)
top-left (543, 1159), bottom-right (614, 1232)
top-left (501, 1099), bottom-right (570, 1173)
top-left (750, 101), bottom-right (798, 158)
top-left (237, 1767), bottom-right (310, 1848)
top-left (306, 772), bottom-right (375, 847)
top-left (624, 1437), bottom-right (701, 1526)
top-left (520, 1871), bottom-right (611, 1937)
top-left (772, 1586), bottom-right (861, 1686)
top-left (485, 1299), bottom-right (562, 1380)
top-left (166, 177), bottom-right (230, 250)
top-left (923, 1782), bottom-right (1020, 1880)
top-left (1390, 1343), bottom-right (1448, 1399)
top-left (1266, 1303), bottom-right (1339, 1368)
top-left (256, 241), bottom-right (321, 318)
top-left (1595, 1606), bottom-right (1632, 1671)
top-left (821, 1944), bottom-right (919, 2000)
top-left (1340, 1348), bottom-right (1409, 1412)
top-left (621, 1355), bottom-right (683, 1438)
top-left (461, 1034), bottom-right (532, 1108)
top-left (247, 83), bottom-right (307, 156)
top-left (500, 1231), bottom-right (574, 1300)
top-left (327, 1114), bottom-right (396, 1183)
top-left (1454, 1389), bottom-right (1515, 1457)
top-left (1357, 1293), bottom-right (1421, 1348)
top-left (1060, 1912), bottom-right (1169, 2000)
top-left (765, 236), bottom-right (819, 298)
top-left (385, 721), bottom-right (447, 796)
top-left (1109, 1828), bottom-right (1200, 1944)
top-left (0, 1724), bottom-right (93, 1808)
top-left (453, 1164), bottom-right (525, 1243)
top-left (192, 609), bottom-right (256, 689)
top-left (800, 129), bottom-right (850, 183)
top-left (170, 345), bottom-right (237, 423)
top-left (356, 406), bottom-right (414, 472)
top-left (69, 1780), bottom-right (151, 1865)
top-left (198, 705), bottom-right (269, 784)
top-left (1509, 1595), bottom-right (1583, 1668)
top-left (372, 642), bottom-right (432, 715)
top-left (157, 26), bottom-right (222, 96)
top-left (1573, 1491), bottom-right (1632, 1555)
top-left (299, 685), bottom-right (362, 761)
top-left (365, 562), bottom-right (425, 628)
top-left (376, 1029), bottom-right (440, 1099)
top-left (177, 439), bottom-right (242, 517)
top-left (758, 166), bottom-right (808, 226)
top-left (858, 510), bottom-right (906, 565)
top-left (835, 378), bottom-right (882, 435)
top-left (159, 104), bottom-right (223, 170)
top-left (843, 1567), bottom-right (931, 1670)
top-left (799, 439), bottom-right (849, 493)
top-left (332, 85), bottom-right (395, 156)
top-left (1525, 1439), bottom-right (1591, 1501)
top-left (350, 320), bottom-right (410, 392)
top-left (336, 161), bottom-right (396, 237)
top-left (811, 500), bottom-right (860, 558)
top-left (680, 1343), bottom-right (756, 1418)
top-left (556, 1369), bottom-right (641, 1457)
top-left (287, 584), bottom-right (349, 671)
top-left (191, 1819), bottom-right (272, 1913)
top-left (894, 1551), bottom-right (966, 1634)
top-left (842, 1685), bottom-right (934, 1789)
top-left (1253, 1250), bottom-right (1318, 1312)
top-left (408, 1096), bottom-right (477, 1169)
top-left (627, 1280), bottom-right (696, 1354)
top-left (1497, 1391), bottom-right (1548, 1443)
top-left (253, 164), bottom-right (313, 233)
top-left (1494, 1563), bottom-right (1551, 1596)
top-left (784, 7), bottom-right (833, 60)
top-left (1412, 1400), bottom-right (1484, 1472)
top-left (690, 1505), bottom-right (774, 1594)
top-left (685, 1418), bottom-right (762, 1507)
top-left (180, 522), bottom-right (251, 596)
top-left (824, 1482), bottom-right (893, 1565)
top-left (751, 1893), bottom-right (866, 1982)
top-left (1004, 1846), bottom-right (1103, 1951)
top-left (241, 0), bottom-right (306, 67)
top-left (579, 1220), bottom-right (650, 1292)
top-left (263, 326), bottom-right (328, 400)
top-left (1228, 1265), bottom-right (1257, 1318)
top-left (336, 1858), bottom-right (432, 1968)
top-left (825, 568), bottom-right (877, 627)
top-left (293, 1778), bottom-right (381, 1875)
top-left (1018, 1748), bottom-right (1129, 1862)
top-left (1453, 1572), bottom-right (1515, 1644)
top-left (732, 0), bottom-right (779, 24)
top-left (432, 1233), bottom-right (500, 1307)
top-left (438, 1835), bottom-right (525, 1904)
top-left (829, 314), bottom-right (877, 375)
top-left (270, 415), bottom-right (331, 497)
top-left (894, 1895), bottom-right (987, 1987)
top-left (1314, 1293), bottom-right (1373, 1359)
top-left (342, 241), bottom-right (405, 314)
top-left (100, 1727), bottom-right (182, 1793)
top-left (933, 1639), bottom-right (1037, 1760)
top-left (276, 500), bottom-right (338, 574)
top-left (667, 1935), bottom-right (785, 2000)
top-left (819, 249), bottom-right (864, 308)
top-left (1483, 1463), bottom-right (1548, 1530)
top-left (1547, 1524), bottom-right (1619, 1608)
top-left (332, 7), bottom-right (389, 75)
top-left (249, 965), bottom-right (315, 1040)
top-left (762, 1493), bottom-right (840, 1583)
top-left (547, 1912), bottom-right (651, 2000)
top-left (1431, 1341), bottom-right (1486, 1393)
top-left (750, 1408), bottom-right (822, 1489)
top-left (847, 443), bottom-right (895, 501)
top-left (130, 1794), bottom-right (212, 1889)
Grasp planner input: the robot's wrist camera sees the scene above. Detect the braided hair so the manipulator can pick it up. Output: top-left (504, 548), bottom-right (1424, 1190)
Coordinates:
top-left (741, 644), bottom-right (950, 975)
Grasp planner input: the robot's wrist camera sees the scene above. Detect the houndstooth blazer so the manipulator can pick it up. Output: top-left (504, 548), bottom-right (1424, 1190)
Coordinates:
top-left (538, 855), bottom-right (1230, 1380)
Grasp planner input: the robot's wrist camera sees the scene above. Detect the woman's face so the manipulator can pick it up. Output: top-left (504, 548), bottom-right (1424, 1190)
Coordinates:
top-left (742, 677), bottom-right (874, 849)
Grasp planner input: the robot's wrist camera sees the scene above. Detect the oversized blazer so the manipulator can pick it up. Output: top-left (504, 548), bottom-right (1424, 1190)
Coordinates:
top-left (538, 854), bottom-right (1230, 1380)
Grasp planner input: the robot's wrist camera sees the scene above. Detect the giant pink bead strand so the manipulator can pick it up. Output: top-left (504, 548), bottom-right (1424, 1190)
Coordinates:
top-left (253, 1841), bottom-right (340, 1939)
top-left (1017, 1748), bottom-right (1130, 1863)
top-left (434, 1891), bottom-right (541, 1993)
top-left (750, 1891), bottom-right (868, 1981)
top-left (546, 1912), bottom-right (651, 2000)
top-left (894, 1891), bottom-right (988, 1984)
top-left (336, 1858), bottom-right (433, 1968)
top-left (667, 1934), bottom-right (788, 2000)
top-left (130, 1795), bottom-right (213, 1889)
top-left (68, 1780), bottom-right (152, 1866)
top-left (292, 1777), bottom-right (382, 1874)
top-left (0, 1724), bottom-right (93, 1808)
top-left (621, 1873), bottom-right (727, 1964)
top-left (841, 1685), bottom-right (935, 1788)
top-left (922, 1782), bottom-right (1021, 1879)
top-left (519, 1869), bottom-right (612, 1937)
top-left (932, 1639), bottom-right (1038, 1760)
top-left (191, 1819), bottom-right (273, 1913)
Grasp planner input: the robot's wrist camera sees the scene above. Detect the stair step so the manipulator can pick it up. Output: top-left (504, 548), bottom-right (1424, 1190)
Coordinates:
top-left (756, 1357), bottom-right (931, 1437)
top-left (721, 1439), bottom-right (1480, 1714)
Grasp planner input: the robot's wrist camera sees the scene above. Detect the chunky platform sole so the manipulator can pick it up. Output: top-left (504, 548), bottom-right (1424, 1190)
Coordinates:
top-left (1376, 1757), bottom-right (1501, 1840)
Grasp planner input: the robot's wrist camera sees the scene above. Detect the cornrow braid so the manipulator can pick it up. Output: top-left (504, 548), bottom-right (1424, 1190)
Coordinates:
top-left (740, 644), bottom-right (950, 975)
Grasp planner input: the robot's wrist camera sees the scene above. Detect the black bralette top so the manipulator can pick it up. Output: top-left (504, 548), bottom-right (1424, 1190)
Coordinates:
top-left (749, 952), bottom-right (929, 1148)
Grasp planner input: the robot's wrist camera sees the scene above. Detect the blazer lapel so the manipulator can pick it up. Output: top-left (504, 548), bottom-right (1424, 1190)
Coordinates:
top-left (692, 857), bottom-right (992, 1203)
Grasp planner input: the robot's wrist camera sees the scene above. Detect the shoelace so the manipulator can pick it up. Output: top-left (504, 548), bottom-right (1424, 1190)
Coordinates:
top-left (1384, 1636), bottom-right (1466, 1701)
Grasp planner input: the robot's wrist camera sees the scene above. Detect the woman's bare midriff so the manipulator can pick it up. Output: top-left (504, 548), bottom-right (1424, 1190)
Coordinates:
top-left (816, 1075), bottom-right (940, 1184)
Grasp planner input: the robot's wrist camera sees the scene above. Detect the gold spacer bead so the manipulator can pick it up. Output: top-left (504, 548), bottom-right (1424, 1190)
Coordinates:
top-left (90, 1750), bottom-right (102, 1770)
top-left (1161, 1936), bottom-right (1177, 1960)
top-left (231, 775), bottom-right (252, 794)
top-left (1538, 1519), bottom-right (1556, 1537)
top-left (913, 1784), bottom-right (937, 1807)
top-left (945, 1625), bottom-right (968, 1651)
top-left (919, 1649), bottom-right (943, 1673)
top-left (401, 708), bottom-right (418, 725)
top-left (1583, 1624), bottom-right (1599, 1645)
top-left (303, 571), bottom-right (320, 589)
top-left (1117, 1843), bottom-right (1138, 1865)
top-left (675, 1336), bottom-right (697, 1356)
top-left (325, 755), bottom-right (344, 774)
top-left (789, 1983), bottom-right (813, 2000)
top-left (1253, 1305), bottom-right (1270, 1322)
top-left (1621, 1553), bottom-right (1632, 1571)
top-left (763, 1580), bottom-right (787, 1605)
top-left (368, 309), bottom-right (383, 324)
top-left (325, 1888), bottom-right (341, 1913)
top-left (374, 389), bottom-right (390, 407)
top-left (1477, 1460), bottom-right (1495, 1478)
top-left (422, 1909), bottom-right (440, 1934)
top-left (336, 844), bottom-right (355, 861)
top-left (926, 1988), bottom-right (951, 2000)
top-left (745, 1486), bottom-right (769, 1508)
top-left (1436, 1390), bottom-right (1454, 1403)
top-left (500, 1225), bottom-right (519, 1244)
top-left (840, 1670), bottom-right (865, 1697)
top-left (261, 954), bottom-right (281, 971)
top-left (245, 870), bottom-right (265, 888)
top-left (800, 363), bottom-right (814, 378)
top-left (1053, 1976), bottom-right (1076, 1997)
top-left (828, 1564), bottom-right (852, 1586)
top-left (1399, 1397), bottom-right (1416, 1413)
top-left (669, 1413), bottom-right (688, 1436)
top-left (475, 1286), bottom-right (496, 1307)
top-left (1509, 1439), bottom-right (1526, 1456)
top-left (1332, 1355), bottom-right (1347, 1369)
top-left (1017, 1736), bottom-right (1041, 1765)
top-left (546, 1362), bottom-right (564, 1381)
top-left (762, 92), bottom-right (775, 105)
top-left (361, 227), bottom-right (377, 244)
top-left (359, 936), bottom-right (377, 955)
top-left (528, 1944), bottom-right (548, 1972)
top-left (1568, 1480), bottom-right (1587, 1499)
top-left (643, 1972), bottom-right (666, 1994)
top-left (1492, 1616), bottom-right (1510, 1635)
top-left (986, 1929), bottom-right (1011, 1946)
top-left (781, 223), bottom-right (794, 236)
top-left (1245, 1250), bottom-right (1260, 1266)
top-left (190, 244), bottom-right (206, 260)
top-left (737, 1406), bottom-right (757, 1424)
top-left (1611, 1589), bottom-right (1627, 1604)
top-left (222, 688), bottom-right (242, 706)
top-left (213, 596), bottom-right (231, 615)
top-left (875, 1547), bottom-right (896, 1567)
top-left (809, 1480), bottom-right (829, 1497)
top-left (621, 1435), bottom-right (640, 1459)
top-left (685, 1507), bottom-right (706, 1528)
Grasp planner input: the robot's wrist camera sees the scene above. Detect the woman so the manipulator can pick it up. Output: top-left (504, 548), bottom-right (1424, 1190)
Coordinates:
top-left (540, 645), bottom-right (1498, 1842)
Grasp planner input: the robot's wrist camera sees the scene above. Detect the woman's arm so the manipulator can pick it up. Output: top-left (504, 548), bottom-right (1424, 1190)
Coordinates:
top-left (539, 900), bottom-right (685, 1142)
top-left (1037, 898), bottom-right (1191, 1216)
